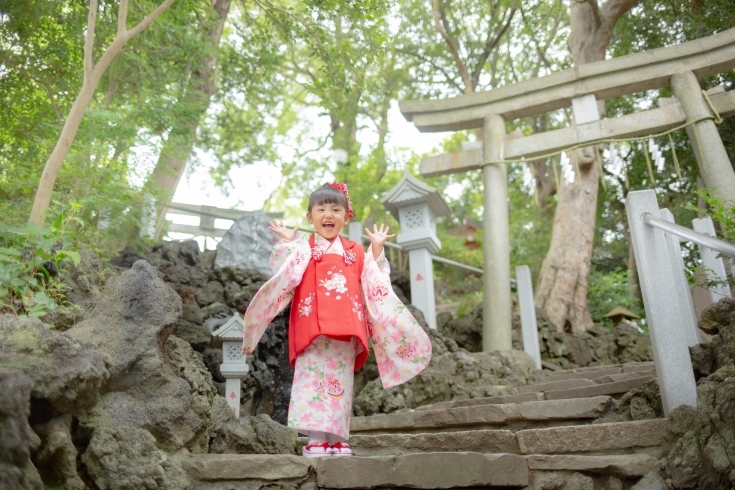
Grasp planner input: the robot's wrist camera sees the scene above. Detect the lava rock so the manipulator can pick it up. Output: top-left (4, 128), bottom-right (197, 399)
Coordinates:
top-left (0, 315), bottom-right (110, 413)
top-left (209, 414), bottom-right (297, 455)
top-left (0, 371), bottom-right (43, 490)
top-left (690, 297), bottom-right (735, 379)
top-left (664, 365), bottom-right (735, 489)
top-left (144, 240), bottom-right (209, 287)
top-left (32, 413), bottom-right (84, 490)
top-left (82, 427), bottom-right (173, 490)
top-left (67, 260), bottom-right (232, 454)
top-left (353, 328), bottom-right (535, 416)
top-left (111, 246), bottom-right (143, 269)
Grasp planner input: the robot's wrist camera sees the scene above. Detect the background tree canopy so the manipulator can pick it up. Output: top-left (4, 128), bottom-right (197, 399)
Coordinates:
top-left (1, 0), bottom-right (733, 323)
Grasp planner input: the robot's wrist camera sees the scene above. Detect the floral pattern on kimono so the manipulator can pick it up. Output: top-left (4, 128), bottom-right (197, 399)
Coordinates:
top-left (241, 231), bottom-right (432, 390)
top-left (287, 335), bottom-right (356, 441)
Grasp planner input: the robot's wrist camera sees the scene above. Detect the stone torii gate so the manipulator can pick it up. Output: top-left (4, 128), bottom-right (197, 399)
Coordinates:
top-left (400, 27), bottom-right (735, 353)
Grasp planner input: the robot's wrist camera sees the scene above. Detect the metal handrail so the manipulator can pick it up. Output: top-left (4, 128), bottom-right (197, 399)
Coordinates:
top-left (642, 213), bottom-right (735, 258)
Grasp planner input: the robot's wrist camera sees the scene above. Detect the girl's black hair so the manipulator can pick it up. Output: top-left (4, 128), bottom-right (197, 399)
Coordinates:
top-left (307, 183), bottom-right (348, 213)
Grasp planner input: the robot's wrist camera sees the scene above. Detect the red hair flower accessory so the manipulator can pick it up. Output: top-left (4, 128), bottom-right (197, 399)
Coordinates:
top-left (331, 182), bottom-right (354, 219)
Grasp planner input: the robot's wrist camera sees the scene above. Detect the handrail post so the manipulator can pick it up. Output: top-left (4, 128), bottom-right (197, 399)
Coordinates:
top-left (516, 265), bottom-right (541, 370)
top-left (659, 209), bottom-right (700, 347)
top-left (625, 190), bottom-right (697, 415)
top-left (692, 217), bottom-right (732, 302)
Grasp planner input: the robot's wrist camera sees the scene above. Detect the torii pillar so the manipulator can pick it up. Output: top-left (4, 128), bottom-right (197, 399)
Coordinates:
top-left (481, 115), bottom-right (512, 351)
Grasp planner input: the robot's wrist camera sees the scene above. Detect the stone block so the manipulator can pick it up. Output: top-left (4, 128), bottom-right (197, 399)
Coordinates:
top-left (454, 392), bottom-right (543, 407)
top-left (315, 452), bottom-right (528, 488)
top-left (518, 379), bottom-right (596, 393)
top-left (594, 372), bottom-right (655, 384)
top-left (352, 396), bottom-right (611, 434)
top-left (350, 429), bottom-right (520, 456)
top-left (517, 396), bottom-right (611, 421)
top-left (630, 471), bottom-right (667, 490)
top-left (183, 454), bottom-right (311, 481)
top-left (517, 419), bottom-right (668, 454)
top-left (543, 376), bottom-right (654, 401)
top-left (547, 367), bottom-right (623, 381)
top-left (350, 404), bottom-right (515, 433)
top-left (526, 454), bottom-right (660, 478)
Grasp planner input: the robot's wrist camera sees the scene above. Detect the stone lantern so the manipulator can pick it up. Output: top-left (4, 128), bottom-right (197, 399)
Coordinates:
top-left (382, 172), bottom-right (452, 329)
top-left (211, 315), bottom-right (250, 417)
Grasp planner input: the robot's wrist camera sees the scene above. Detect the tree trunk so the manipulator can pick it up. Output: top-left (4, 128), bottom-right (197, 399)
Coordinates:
top-left (28, 0), bottom-right (176, 226)
top-left (148, 0), bottom-right (232, 239)
top-left (534, 0), bottom-right (637, 332)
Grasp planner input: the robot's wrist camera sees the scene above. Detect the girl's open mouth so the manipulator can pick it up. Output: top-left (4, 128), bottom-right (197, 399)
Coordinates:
top-left (323, 223), bottom-right (334, 230)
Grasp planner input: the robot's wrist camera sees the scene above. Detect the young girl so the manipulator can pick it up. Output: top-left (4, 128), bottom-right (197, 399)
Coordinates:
top-left (241, 182), bottom-right (432, 458)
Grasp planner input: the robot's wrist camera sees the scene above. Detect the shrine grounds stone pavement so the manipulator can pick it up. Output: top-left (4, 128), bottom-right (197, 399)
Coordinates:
top-left (185, 361), bottom-right (670, 489)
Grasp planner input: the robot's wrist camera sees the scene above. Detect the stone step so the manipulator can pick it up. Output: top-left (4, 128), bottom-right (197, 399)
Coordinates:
top-left (349, 418), bottom-right (667, 459)
top-left (184, 453), bottom-right (660, 488)
top-left (317, 452), bottom-right (529, 488)
top-left (416, 392), bottom-right (542, 411)
top-left (543, 375), bottom-right (654, 401)
top-left (543, 362), bottom-right (655, 381)
top-left (415, 375), bottom-right (654, 413)
top-left (185, 453), bottom-right (529, 488)
top-left (546, 366), bottom-right (626, 381)
top-left (517, 378), bottom-right (597, 393)
top-left (350, 396), bottom-right (611, 434)
top-left (517, 418), bottom-right (668, 457)
top-left (350, 429), bottom-right (521, 456)
top-left (593, 371), bottom-right (656, 384)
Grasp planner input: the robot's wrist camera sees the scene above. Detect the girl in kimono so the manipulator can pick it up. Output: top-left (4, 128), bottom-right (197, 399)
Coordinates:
top-left (241, 182), bottom-right (432, 458)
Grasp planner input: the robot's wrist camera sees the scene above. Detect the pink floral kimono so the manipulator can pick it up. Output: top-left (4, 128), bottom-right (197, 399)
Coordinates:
top-left (242, 232), bottom-right (432, 440)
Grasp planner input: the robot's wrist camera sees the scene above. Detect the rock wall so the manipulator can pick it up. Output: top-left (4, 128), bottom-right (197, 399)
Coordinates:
top-left (440, 303), bottom-right (653, 368)
top-left (354, 306), bottom-right (537, 416)
top-left (662, 297), bottom-right (735, 489)
top-left (0, 250), bottom-right (296, 489)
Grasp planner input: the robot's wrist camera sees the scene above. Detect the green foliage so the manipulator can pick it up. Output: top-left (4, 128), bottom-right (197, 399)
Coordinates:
top-left (685, 188), bottom-right (735, 290)
top-left (587, 267), bottom-right (644, 326)
top-left (0, 202), bottom-right (83, 320)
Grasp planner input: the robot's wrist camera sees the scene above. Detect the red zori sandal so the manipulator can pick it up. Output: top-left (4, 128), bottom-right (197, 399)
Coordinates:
top-left (302, 442), bottom-right (331, 458)
top-left (330, 442), bottom-right (352, 456)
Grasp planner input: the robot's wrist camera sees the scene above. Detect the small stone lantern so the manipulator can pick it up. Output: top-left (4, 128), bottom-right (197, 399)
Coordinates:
top-left (211, 315), bottom-right (250, 417)
top-left (382, 172), bottom-right (452, 329)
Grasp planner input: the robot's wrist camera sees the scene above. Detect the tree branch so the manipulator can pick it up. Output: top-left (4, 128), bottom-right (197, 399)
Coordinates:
top-left (599, 0), bottom-right (639, 28)
top-left (396, 47), bottom-right (464, 93)
top-left (126, 0), bottom-right (177, 40)
top-left (84, 0), bottom-right (98, 79)
top-left (432, 0), bottom-right (471, 92)
top-left (117, 0), bottom-right (129, 36)
top-left (471, 7), bottom-right (515, 90)
top-left (580, 0), bottom-right (602, 28)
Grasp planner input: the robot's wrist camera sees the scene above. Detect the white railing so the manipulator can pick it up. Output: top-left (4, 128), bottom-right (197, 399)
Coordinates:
top-left (626, 189), bottom-right (734, 415)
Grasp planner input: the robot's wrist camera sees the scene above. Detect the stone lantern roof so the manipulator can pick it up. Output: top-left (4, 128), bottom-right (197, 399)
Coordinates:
top-left (381, 172), bottom-right (452, 221)
top-left (211, 314), bottom-right (245, 348)
top-left (604, 306), bottom-right (640, 320)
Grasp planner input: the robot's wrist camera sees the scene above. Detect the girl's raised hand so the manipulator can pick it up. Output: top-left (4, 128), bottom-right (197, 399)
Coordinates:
top-left (268, 221), bottom-right (297, 241)
top-left (365, 224), bottom-right (396, 260)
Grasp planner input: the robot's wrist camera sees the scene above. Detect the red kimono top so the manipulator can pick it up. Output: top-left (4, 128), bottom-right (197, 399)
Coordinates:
top-left (289, 234), bottom-right (369, 370)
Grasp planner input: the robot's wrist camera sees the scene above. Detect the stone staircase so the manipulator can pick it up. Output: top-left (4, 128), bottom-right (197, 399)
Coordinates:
top-left (187, 362), bottom-right (666, 489)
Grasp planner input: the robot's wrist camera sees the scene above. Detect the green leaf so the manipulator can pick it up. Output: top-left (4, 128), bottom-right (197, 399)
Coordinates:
top-left (0, 247), bottom-right (22, 256)
top-left (56, 250), bottom-right (82, 266)
top-left (69, 201), bottom-right (83, 209)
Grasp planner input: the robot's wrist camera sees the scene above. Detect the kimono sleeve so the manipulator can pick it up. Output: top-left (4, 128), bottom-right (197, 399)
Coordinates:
top-left (361, 245), bottom-right (432, 389)
top-left (242, 234), bottom-right (310, 354)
